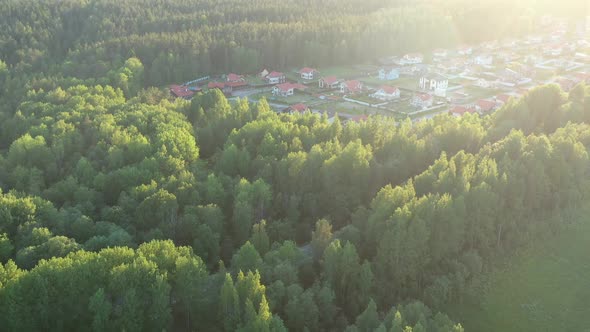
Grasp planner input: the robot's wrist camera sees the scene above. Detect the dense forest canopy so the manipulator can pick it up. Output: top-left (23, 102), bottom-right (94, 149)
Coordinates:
top-left (0, 0), bottom-right (589, 331)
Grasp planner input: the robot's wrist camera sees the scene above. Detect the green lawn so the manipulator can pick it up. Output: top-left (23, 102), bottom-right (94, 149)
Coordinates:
top-left (461, 86), bottom-right (501, 102)
top-left (448, 214), bottom-right (590, 332)
top-left (361, 76), bottom-right (418, 90)
top-left (251, 92), bottom-right (313, 104)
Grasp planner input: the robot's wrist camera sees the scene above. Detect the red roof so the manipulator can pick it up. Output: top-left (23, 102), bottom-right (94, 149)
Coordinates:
top-left (496, 94), bottom-right (513, 104)
top-left (267, 71), bottom-right (285, 78)
top-left (378, 85), bottom-right (399, 94)
top-left (417, 93), bottom-right (432, 101)
top-left (342, 80), bottom-right (362, 93)
top-left (226, 81), bottom-right (248, 88)
top-left (289, 103), bottom-right (308, 112)
top-left (450, 105), bottom-right (476, 115)
top-left (275, 82), bottom-right (308, 92)
top-left (476, 99), bottom-right (497, 112)
top-left (351, 115), bottom-right (368, 122)
top-left (300, 67), bottom-right (317, 74)
top-left (227, 73), bottom-right (244, 82)
top-left (321, 76), bottom-right (339, 85)
top-left (170, 85), bottom-right (195, 98)
top-left (208, 82), bottom-right (225, 89)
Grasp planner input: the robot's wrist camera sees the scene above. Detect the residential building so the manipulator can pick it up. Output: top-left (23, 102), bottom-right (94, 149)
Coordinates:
top-left (411, 93), bottom-right (433, 109)
top-left (272, 83), bottom-right (307, 97)
top-left (339, 80), bottom-right (363, 94)
top-left (378, 68), bottom-right (400, 80)
top-left (371, 85), bottom-right (400, 101)
top-left (319, 76), bottom-right (340, 89)
top-left (265, 71), bottom-right (286, 84)
top-left (419, 74), bottom-right (449, 97)
top-left (299, 67), bottom-right (318, 80)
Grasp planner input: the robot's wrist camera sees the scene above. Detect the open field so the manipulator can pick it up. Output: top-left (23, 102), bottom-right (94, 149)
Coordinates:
top-left (448, 213), bottom-right (590, 332)
top-left (360, 76), bottom-right (418, 90)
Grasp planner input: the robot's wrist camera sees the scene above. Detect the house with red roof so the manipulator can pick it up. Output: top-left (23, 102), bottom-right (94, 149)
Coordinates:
top-left (339, 80), bottom-right (363, 94)
top-left (319, 76), bottom-right (340, 89)
top-left (449, 105), bottom-right (476, 117)
top-left (495, 93), bottom-right (516, 105)
top-left (350, 114), bottom-right (368, 123)
top-left (169, 85), bottom-right (195, 99)
top-left (226, 73), bottom-right (245, 83)
top-left (265, 71), bottom-right (286, 84)
top-left (475, 99), bottom-right (498, 112)
top-left (299, 67), bottom-right (318, 80)
top-left (287, 103), bottom-right (309, 114)
top-left (371, 85), bottom-right (400, 101)
top-left (411, 93), bottom-right (433, 109)
top-left (272, 83), bottom-right (308, 97)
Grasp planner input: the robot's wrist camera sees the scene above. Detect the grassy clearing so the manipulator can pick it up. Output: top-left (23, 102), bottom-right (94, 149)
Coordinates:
top-left (448, 214), bottom-right (590, 332)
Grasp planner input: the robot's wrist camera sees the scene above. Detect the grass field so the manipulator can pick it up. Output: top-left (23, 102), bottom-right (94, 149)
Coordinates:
top-left (448, 215), bottom-right (590, 332)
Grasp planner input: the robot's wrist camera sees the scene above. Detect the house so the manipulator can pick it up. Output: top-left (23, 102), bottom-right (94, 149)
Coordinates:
top-left (339, 80), bottom-right (363, 94)
top-left (371, 85), bottom-right (400, 101)
top-left (227, 73), bottom-right (245, 83)
top-left (169, 85), bottom-right (195, 99)
top-left (401, 53), bottom-right (424, 65)
top-left (475, 99), bottom-right (498, 112)
top-left (556, 78), bottom-right (576, 92)
top-left (495, 93), bottom-right (518, 105)
top-left (450, 105), bottom-right (476, 116)
top-left (272, 83), bottom-right (307, 97)
top-left (350, 114), bottom-right (368, 123)
top-left (378, 68), bottom-right (400, 80)
top-left (258, 69), bottom-right (270, 78)
top-left (287, 103), bottom-right (309, 114)
top-left (474, 54), bottom-right (493, 66)
top-left (300, 67), bottom-right (318, 80)
top-left (411, 93), bottom-right (433, 109)
top-left (419, 74), bottom-right (449, 97)
top-left (433, 49), bottom-right (448, 58)
top-left (457, 46), bottom-right (473, 55)
top-left (265, 71), bottom-right (286, 84)
top-left (319, 76), bottom-right (341, 89)
top-left (208, 81), bottom-right (233, 94)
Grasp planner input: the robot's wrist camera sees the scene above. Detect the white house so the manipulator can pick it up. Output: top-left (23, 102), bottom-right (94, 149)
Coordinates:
top-left (400, 53), bottom-right (424, 65)
top-left (419, 74), bottom-right (449, 97)
top-left (474, 55), bottom-right (493, 66)
top-left (378, 68), bottom-right (400, 81)
top-left (299, 67), bottom-right (318, 80)
top-left (319, 76), bottom-right (340, 89)
top-left (457, 46), bottom-right (473, 55)
top-left (272, 83), bottom-right (307, 97)
top-left (411, 93), bottom-right (433, 109)
top-left (474, 78), bottom-right (497, 89)
top-left (371, 85), bottom-right (400, 101)
top-left (265, 71), bottom-right (286, 84)
top-left (340, 80), bottom-right (363, 94)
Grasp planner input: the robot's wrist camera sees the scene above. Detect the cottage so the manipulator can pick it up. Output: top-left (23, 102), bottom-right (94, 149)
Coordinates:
top-left (319, 76), bottom-right (340, 89)
top-left (287, 103), bottom-right (309, 114)
top-left (272, 83), bottom-right (307, 97)
top-left (378, 68), bottom-right (400, 81)
top-left (556, 78), bottom-right (576, 92)
top-left (300, 67), bottom-right (318, 80)
top-left (401, 53), bottom-right (424, 65)
top-left (419, 74), bottom-right (449, 97)
top-left (265, 71), bottom-right (286, 84)
top-left (227, 73), bottom-right (245, 83)
top-left (339, 80), bottom-right (363, 94)
top-left (433, 49), bottom-right (448, 58)
top-left (476, 99), bottom-right (497, 112)
top-left (457, 46), bottom-right (473, 56)
top-left (258, 69), bottom-right (270, 78)
top-left (169, 85), bottom-right (195, 99)
top-left (474, 55), bottom-right (493, 66)
top-left (411, 93), bottom-right (433, 109)
top-left (371, 85), bottom-right (400, 101)
top-left (450, 105), bottom-right (476, 116)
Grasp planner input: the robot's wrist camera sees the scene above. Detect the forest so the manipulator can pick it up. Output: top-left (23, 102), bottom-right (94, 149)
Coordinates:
top-left (0, 0), bottom-right (589, 331)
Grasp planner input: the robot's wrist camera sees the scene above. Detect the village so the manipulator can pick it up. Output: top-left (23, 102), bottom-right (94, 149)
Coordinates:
top-left (169, 19), bottom-right (590, 123)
